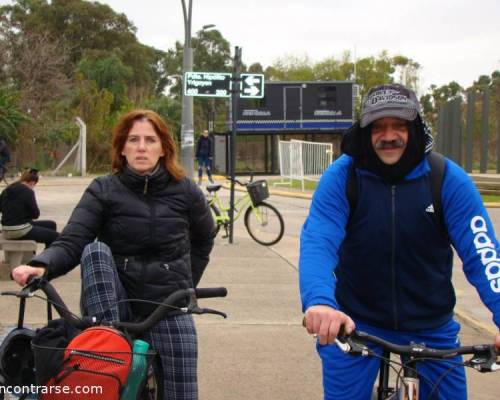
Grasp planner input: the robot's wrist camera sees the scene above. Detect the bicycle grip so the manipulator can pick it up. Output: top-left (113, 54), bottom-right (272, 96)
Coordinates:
top-left (195, 287), bottom-right (227, 299)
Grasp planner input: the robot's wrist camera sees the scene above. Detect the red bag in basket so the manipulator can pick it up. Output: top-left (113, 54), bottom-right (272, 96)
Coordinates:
top-left (40, 326), bottom-right (132, 400)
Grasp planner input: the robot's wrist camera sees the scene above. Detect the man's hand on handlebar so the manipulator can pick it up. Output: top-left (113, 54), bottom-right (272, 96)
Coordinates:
top-left (304, 305), bottom-right (355, 346)
top-left (11, 265), bottom-right (45, 286)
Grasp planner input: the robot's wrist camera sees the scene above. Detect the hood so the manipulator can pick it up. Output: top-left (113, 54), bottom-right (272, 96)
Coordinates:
top-left (340, 115), bottom-right (434, 183)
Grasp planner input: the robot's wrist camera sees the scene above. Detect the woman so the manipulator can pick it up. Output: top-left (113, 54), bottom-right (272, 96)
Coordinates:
top-left (12, 110), bottom-right (215, 400)
top-left (0, 168), bottom-right (59, 247)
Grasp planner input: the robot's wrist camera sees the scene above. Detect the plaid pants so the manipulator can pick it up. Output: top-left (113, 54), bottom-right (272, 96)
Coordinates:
top-left (80, 241), bottom-right (198, 400)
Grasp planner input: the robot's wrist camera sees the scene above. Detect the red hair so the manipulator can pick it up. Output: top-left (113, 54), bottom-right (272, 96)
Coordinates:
top-left (111, 109), bottom-right (185, 181)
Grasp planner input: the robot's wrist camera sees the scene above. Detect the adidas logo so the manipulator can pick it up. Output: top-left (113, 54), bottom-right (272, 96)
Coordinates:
top-left (425, 204), bottom-right (435, 213)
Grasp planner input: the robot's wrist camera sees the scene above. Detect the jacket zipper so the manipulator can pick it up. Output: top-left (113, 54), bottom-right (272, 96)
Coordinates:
top-left (390, 185), bottom-right (399, 330)
top-left (143, 175), bottom-right (149, 194)
top-left (124, 258), bottom-right (128, 271)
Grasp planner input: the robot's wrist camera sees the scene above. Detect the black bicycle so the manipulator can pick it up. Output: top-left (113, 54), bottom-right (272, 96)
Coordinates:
top-left (0, 277), bottom-right (227, 400)
top-left (336, 330), bottom-right (499, 399)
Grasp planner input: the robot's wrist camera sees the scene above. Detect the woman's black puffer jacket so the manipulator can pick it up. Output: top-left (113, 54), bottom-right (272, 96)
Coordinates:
top-left (29, 165), bottom-right (215, 316)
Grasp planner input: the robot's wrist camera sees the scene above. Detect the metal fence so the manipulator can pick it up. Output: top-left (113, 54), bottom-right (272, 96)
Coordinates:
top-left (436, 87), bottom-right (500, 173)
top-left (275, 139), bottom-right (333, 191)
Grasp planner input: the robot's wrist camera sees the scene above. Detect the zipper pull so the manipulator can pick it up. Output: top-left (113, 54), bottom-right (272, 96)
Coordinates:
top-left (163, 263), bottom-right (170, 270)
top-left (124, 258), bottom-right (128, 270)
top-left (143, 176), bottom-right (149, 194)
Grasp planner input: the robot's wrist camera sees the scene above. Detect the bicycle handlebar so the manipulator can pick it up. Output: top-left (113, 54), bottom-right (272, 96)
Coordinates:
top-left (225, 173), bottom-right (254, 187)
top-left (2, 277), bottom-right (227, 334)
top-left (337, 330), bottom-right (500, 372)
top-left (115, 287), bottom-right (227, 334)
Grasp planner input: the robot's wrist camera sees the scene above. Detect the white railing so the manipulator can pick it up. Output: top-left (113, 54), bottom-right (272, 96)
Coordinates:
top-left (275, 139), bottom-right (333, 191)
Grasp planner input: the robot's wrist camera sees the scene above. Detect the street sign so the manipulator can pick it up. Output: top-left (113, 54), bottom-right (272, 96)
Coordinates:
top-left (240, 73), bottom-right (265, 98)
top-left (184, 72), bottom-right (231, 97)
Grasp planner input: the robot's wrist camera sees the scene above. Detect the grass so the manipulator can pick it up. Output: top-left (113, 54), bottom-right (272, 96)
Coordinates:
top-left (481, 195), bottom-right (500, 203)
top-left (268, 178), bottom-right (318, 191)
top-left (268, 178), bottom-right (500, 204)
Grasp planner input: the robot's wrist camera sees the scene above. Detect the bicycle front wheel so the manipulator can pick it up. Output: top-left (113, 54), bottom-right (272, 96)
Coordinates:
top-left (244, 202), bottom-right (284, 246)
top-left (140, 353), bottom-right (164, 400)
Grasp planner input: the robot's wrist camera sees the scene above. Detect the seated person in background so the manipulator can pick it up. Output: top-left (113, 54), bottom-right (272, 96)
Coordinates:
top-left (0, 168), bottom-right (59, 247)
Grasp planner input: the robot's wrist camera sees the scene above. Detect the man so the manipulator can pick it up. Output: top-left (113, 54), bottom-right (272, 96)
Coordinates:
top-left (195, 129), bottom-right (213, 185)
top-left (299, 83), bottom-right (500, 399)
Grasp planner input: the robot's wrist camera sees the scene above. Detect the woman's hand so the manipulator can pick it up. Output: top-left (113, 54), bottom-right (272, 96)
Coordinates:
top-left (11, 265), bottom-right (45, 286)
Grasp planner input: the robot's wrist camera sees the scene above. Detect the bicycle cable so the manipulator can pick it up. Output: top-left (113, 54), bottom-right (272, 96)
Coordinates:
top-left (367, 349), bottom-right (442, 398)
top-left (31, 293), bottom-right (86, 324)
top-left (96, 298), bottom-right (184, 325)
top-left (399, 354), bottom-right (488, 400)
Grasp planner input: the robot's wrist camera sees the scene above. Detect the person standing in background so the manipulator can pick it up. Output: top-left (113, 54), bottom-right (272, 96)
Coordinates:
top-left (195, 129), bottom-right (213, 185)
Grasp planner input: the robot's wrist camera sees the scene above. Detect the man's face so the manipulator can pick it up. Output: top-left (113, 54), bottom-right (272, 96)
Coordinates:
top-left (371, 117), bottom-right (409, 165)
top-left (202, 130), bottom-right (209, 137)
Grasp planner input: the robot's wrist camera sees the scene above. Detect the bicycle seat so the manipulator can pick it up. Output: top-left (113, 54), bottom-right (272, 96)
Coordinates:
top-left (206, 183), bottom-right (222, 192)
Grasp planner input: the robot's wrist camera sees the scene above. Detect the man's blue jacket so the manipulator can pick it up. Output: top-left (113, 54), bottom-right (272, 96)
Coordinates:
top-left (300, 154), bottom-right (500, 331)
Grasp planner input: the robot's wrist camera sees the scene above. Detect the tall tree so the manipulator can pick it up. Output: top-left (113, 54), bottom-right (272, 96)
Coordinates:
top-left (0, 86), bottom-right (30, 142)
top-left (77, 52), bottom-right (133, 112)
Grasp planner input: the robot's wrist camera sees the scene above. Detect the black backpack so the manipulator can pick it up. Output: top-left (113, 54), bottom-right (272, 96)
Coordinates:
top-left (346, 151), bottom-right (448, 240)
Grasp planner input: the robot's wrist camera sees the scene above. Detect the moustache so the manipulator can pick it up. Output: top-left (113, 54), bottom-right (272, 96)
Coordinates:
top-left (375, 139), bottom-right (405, 150)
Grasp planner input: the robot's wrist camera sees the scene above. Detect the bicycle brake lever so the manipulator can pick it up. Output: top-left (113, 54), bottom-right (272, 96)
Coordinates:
top-left (336, 336), bottom-right (369, 356)
top-left (1, 290), bottom-right (34, 298)
top-left (468, 346), bottom-right (500, 372)
top-left (191, 307), bottom-right (227, 318)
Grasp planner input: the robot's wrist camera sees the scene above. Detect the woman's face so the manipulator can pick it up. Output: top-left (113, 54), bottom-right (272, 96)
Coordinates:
top-left (121, 119), bottom-right (165, 175)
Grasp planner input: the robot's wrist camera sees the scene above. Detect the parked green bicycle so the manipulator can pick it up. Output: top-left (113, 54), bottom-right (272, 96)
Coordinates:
top-left (205, 177), bottom-right (285, 246)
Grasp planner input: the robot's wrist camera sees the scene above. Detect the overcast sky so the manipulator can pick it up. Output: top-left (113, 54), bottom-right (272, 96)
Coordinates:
top-left (3, 0), bottom-right (500, 93)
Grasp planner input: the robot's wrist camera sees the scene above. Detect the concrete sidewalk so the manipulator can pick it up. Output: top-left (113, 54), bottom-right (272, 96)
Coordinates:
top-left (0, 176), bottom-right (499, 399)
top-left (1, 234), bottom-right (498, 400)
top-left (0, 234), bottom-right (323, 400)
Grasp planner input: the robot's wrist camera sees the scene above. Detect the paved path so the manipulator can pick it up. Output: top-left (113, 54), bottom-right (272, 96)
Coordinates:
top-left (0, 176), bottom-right (498, 399)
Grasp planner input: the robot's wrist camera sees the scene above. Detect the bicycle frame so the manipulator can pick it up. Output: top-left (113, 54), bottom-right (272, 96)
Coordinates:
top-left (376, 350), bottom-right (419, 400)
top-left (208, 189), bottom-right (258, 226)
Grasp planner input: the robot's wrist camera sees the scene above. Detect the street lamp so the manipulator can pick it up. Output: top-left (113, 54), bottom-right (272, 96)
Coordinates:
top-left (180, 0), bottom-right (216, 179)
top-left (180, 0), bottom-right (194, 178)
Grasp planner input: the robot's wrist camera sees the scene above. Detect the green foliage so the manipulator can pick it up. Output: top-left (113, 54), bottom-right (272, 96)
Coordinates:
top-left (0, 86), bottom-right (30, 142)
top-left (73, 74), bottom-right (116, 171)
top-left (77, 52), bottom-right (133, 112)
top-left (145, 95), bottom-right (182, 144)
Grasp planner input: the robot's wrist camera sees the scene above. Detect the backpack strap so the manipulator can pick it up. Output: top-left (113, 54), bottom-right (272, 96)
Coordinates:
top-left (346, 161), bottom-right (358, 226)
top-left (427, 151), bottom-right (448, 241)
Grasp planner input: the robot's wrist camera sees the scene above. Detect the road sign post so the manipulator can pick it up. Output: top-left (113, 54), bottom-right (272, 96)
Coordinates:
top-left (229, 47), bottom-right (242, 244)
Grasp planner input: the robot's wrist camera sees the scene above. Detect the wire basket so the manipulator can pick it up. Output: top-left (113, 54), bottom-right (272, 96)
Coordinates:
top-left (247, 180), bottom-right (269, 205)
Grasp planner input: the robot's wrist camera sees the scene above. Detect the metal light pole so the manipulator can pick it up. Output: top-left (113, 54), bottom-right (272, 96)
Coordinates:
top-left (180, 0), bottom-right (194, 178)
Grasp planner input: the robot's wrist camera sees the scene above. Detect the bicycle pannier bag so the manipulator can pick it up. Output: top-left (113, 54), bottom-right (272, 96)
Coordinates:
top-left (37, 326), bottom-right (132, 400)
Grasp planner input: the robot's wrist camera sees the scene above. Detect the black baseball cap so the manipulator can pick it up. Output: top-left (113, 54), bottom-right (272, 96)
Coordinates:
top-left (360, 84), bottom-right (420, 128)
